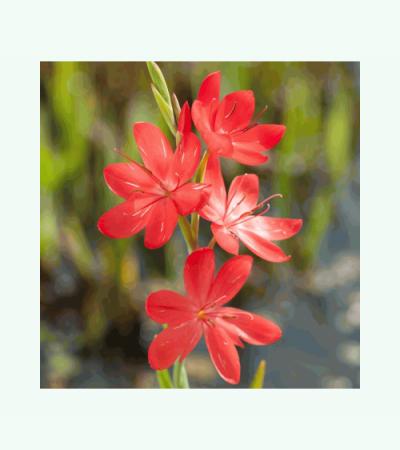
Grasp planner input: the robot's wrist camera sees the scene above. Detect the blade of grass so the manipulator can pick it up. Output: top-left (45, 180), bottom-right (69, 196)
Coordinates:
top-left (250, 360), bottom-right (267, 388)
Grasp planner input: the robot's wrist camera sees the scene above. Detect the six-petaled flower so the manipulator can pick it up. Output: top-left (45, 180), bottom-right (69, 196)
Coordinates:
top-left (200, 156), bottom-right (303, 262)
top-left (192, 71), bottom-right (286, 165)
top-left (98, 110), bottom-right (210, 249)
top-left (146, 248), bottom-right (282, 384)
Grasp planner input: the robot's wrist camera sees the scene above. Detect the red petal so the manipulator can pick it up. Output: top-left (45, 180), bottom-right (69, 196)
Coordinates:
top-left (232, 124), bottom-right (286, 151)
top-left (230, 148), bottom-right (269, 166)
top-left (238, 216), bottom-right (303, 241)
top-left (144, 198), bottom-right (178, 249)
top-left (146, 290), bottom-right (195, 326)
top-left (230, 124), bottom-right (285, 166)
top-left (211, 224), bottom-right (239, 255)
top-left (233, 219), bottom-right (291, 262)
top-left (104, 162), bottom-right (161, 199)
top-left (177, 101), bottom-right (191, 134)
top-left (206, 255), bottom-right (252, 308)
top-left (215, 307), bottom-right (282, 345)
top-left (197, 71), bottom-right (221, 104)
top-left (184, 248), bottom-right (215, 308)
top-left (171, 182), bottom-right (210, 216)
top-left (226, 174), bottom-right (259, 223)
top-left (200, 155), bottom-right (226, 222)
top-left (148, 320), bottom-right (202, 370)
top-left (171, 132), bottom-right (201, 184)
top-left (214, 91), bottom-right (255, 134)
top-left (231, 127), bottom-right (267, 165)
top-left (204, 324), bottom-right (240, 384)
top-left (133, 122), bottom-right (173, 183)
top-left (97, 198), bottom-right (155, 238)
top-left (191, 100), bottom-right (212, 134)
top-left (254, 124), bottom-right (286, 149)
top-left (233, 123), bottom-right (286, 151)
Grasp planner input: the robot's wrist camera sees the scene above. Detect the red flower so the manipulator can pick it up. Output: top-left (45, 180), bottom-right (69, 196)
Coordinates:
top-left (192, 71), bottom-right (286, 165)
top-left (98, 112), bottom-right (210, 249)
top-left (146, 248), bottom-right (282, 384)
top-left (200, 157), bottom-right (303, 262)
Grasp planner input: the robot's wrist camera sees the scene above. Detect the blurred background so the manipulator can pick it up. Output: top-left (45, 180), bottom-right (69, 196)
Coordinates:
top-left (40, 62), bottom-right (360, 388)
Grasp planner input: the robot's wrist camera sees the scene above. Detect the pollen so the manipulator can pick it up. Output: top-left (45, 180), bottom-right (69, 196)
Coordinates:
top-left (197, 310), bottom-right (207, 320)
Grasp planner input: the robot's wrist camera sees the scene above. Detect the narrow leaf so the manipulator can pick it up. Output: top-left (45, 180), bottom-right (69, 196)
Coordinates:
top-left (151, 84), bottom-right (176, 136)
top-left (172, 93), bottom-right (181, 121)
top-left (146, 62), bottom-right (172, 107)
top-left (250, 360), bottom-right (267, 388)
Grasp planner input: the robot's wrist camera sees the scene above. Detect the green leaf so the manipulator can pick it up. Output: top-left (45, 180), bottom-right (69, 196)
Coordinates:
top-left (250, 360), bottom-right (267, 388)
top-left (173, 360), bottom-right (190, 388)
top-left (171, 93), bottom-right (181, 122)
top-left (156, 369), bottom-right (174, 388)
top-left (146, 62), bottom-right (172, 107)
top-left (151, 84), bottom-right (176, 136)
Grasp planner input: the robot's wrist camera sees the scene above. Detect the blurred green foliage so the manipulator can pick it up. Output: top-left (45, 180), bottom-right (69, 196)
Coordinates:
top-left (40, 62), bottom-right (359, 388)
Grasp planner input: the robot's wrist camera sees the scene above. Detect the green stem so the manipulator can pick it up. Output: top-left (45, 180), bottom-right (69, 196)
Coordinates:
top-left (173, 359), bottom-right (190, 388)
top-left (156, 369), bottom-right (174, 388)
top-left (178, 216), bottom-right (196, 252)
top-left (191, 151), bottom-right (209, 243)
top-left (208, 236), bottom-right (216, 249)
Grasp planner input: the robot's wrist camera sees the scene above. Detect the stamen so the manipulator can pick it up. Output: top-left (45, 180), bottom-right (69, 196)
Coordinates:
top-left (229, 193), bottom-right (284, 226)
top-left (252, 193), bottom-right (283, 213)
top-left (221, 314), bottom-right (238, 320)
top-left (240, 123), bottom-right (258, 134)
top-left (239, 105), bottom-right (269, 133)
top-left (251, 104), bottom-right (268, 124)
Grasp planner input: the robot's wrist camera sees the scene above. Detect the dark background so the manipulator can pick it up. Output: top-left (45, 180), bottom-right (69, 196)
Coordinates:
top-left (40, 62), bottom-right (360, 388)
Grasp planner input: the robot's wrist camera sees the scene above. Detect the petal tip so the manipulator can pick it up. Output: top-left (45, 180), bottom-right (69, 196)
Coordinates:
top-left (132, 121), bottom-right (146, 132)
top-left (198, 71), bottom-right (221, 103)
top-left (133, 121), bottom-right (155, 138)
top-left (235, 254), bottom-right (253, 271)
top-left (144, 239), bottom-right (164, 250)
top-left (97, 215), bottom-right (113, 238)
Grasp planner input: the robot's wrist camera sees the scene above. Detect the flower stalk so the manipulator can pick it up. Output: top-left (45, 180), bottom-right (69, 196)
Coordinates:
top-left (191, 151), bottom-right (209, 244)
top-left (173, 360), bottom-right (190, 388)
top-left (156, 369), bottom-right (174, 388)
top-left (178, 216), bottom-right (196, 253)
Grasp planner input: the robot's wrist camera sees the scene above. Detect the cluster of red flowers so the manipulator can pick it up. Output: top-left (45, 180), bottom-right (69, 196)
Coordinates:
top-left (98, 71), bottom-right (302, 384)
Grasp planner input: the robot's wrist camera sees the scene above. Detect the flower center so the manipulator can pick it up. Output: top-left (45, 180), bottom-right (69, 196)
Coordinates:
top-left (197, 310), bottom-right (207, 321)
